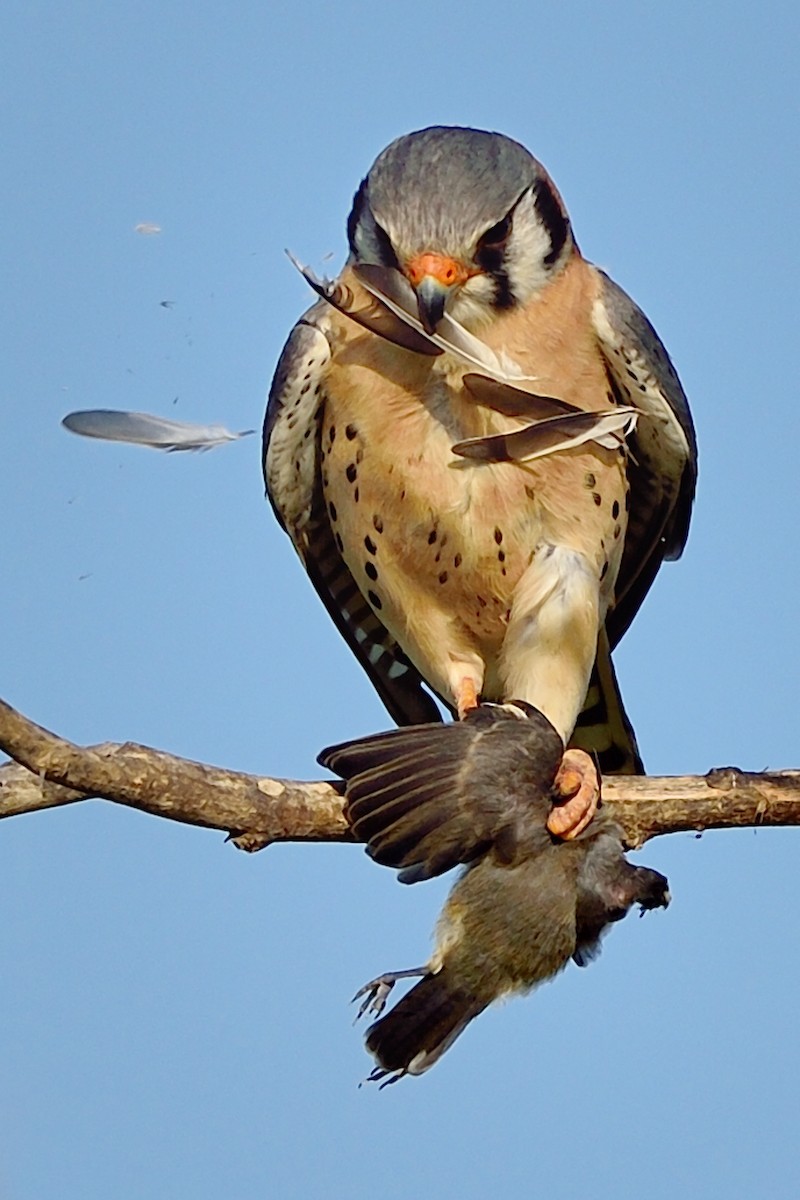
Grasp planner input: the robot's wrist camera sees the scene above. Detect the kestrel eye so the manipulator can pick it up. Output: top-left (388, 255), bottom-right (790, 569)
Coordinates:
top-left (372, 220), bottom-right (400, 270)
top-left (477, 214), bottom-right (512, 249)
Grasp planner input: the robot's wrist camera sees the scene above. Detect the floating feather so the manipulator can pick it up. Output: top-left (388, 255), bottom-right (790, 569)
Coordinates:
top-left (62, 410), bottom-right (254, 452)
top-left (462, 373), bottom-right (579, 420)
top-left (353, 264), bottom-right (534, 382)
top-left (452, 408), bottom-right (638, 464)
top-left (286, 253), bottom-right (439, 356)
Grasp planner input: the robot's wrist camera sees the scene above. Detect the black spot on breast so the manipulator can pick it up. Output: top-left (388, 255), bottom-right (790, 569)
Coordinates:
top-left (438, 571), bottom-right (448, 584)
top-left (335, 533), bottom-right (344, 553)
top-left (600, 559), bottom-right (609, 581)
top-left (364, 536), bottom-right (377, 555)
top-left (613, 524), bottom-right (621, 539)
top-left (365, 562), bottom-right (378, 582)
top-left (498, 550), bottom-right (506, 563)
top-left (428, 529), bottom-right (437, 545)
top-left (328, 501), bottom-right (338, 522)
top-left (592, 493), bottom-right (602, 506)
top-left (373, 514), bottom-right (384, 533)
top-left (584, 473), bottom-right (596, 489)
top-left (356, 448), bottom-right (364, 464)
top-left (346, 463), bottom-right (357, 484)
top-left (494, 527), bottom-right (503, 544)
top-left (328, 425), bottom-right (336, 444)
top-left (367, 589), bottom-right (382, 610)
top-left (611, 500), bottom-right (620, 520)
top-left (353, 487), bottom-right (359, 503)
top-left (525, 485), bottom-right (535, 501)
top-left (477, 595), bottom-right (487, 608)
top-left (345, 424), bottom-right (358, 440)
top-left (453, 553), bottom-right (462, 568)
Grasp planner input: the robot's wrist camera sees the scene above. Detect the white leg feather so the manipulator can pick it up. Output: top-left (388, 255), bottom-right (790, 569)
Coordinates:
top-left (500, 544), bottom-right (599, 742)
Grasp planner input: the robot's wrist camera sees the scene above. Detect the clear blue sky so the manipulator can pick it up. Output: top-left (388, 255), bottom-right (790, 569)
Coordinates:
top-left (2, 2), bottom-right (798, 1196)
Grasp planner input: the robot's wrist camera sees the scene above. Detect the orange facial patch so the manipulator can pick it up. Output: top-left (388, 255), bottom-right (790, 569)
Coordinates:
top-left (405, 252), bottom-right (473, 289)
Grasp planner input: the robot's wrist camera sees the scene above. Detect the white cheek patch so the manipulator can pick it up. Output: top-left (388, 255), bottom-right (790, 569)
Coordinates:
top-left (503, 195), bottom-right (558, 304)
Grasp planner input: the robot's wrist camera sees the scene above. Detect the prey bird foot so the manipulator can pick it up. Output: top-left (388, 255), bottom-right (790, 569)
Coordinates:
top-left (548, 748), bottom-right (601, 839)
top-left (352, 966), bottom-right (428, 1022)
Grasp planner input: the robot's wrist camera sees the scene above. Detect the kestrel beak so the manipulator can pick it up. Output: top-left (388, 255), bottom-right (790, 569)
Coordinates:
top-left (405, 252), bottom-right (473, 334)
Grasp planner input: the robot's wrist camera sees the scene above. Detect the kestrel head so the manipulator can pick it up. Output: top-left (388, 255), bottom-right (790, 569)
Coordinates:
top-left (346, 126), bottom-right (575, 332)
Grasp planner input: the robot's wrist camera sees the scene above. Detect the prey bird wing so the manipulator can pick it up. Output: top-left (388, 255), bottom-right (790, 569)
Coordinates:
top-left (264, 306), bottom-right (442, 726)
top-left (62, 410), bottom-right (254, 452)
top-left (591, 271), bottom-right (698, 647)
top-left (319, 703), bottom-right (564, 884)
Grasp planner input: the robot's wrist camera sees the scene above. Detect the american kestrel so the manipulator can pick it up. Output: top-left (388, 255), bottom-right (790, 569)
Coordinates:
top-left (320, 702), bottom-right (670, 1084)
top-left (264, 127), bottom-right (696, 834)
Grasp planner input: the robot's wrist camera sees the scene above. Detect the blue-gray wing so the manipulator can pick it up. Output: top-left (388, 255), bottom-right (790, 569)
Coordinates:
top-left (591, 269), bottom-right (698, 647)
top-left (263, 304), bottom-right (443, 726)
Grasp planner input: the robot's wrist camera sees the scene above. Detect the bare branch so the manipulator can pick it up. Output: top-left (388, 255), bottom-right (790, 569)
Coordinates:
top-left (1, 696), bottom-right (798, 850)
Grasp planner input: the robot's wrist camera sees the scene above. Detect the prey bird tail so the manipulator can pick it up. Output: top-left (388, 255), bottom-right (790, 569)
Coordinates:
top-left (365, 970), bottom-right (486, 1085)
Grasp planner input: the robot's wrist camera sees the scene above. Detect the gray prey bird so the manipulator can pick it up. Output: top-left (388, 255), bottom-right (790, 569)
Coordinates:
top-left (319, 703), bottom-right (670, 1085)
top-left (265, 126), bottom-right (697, 843)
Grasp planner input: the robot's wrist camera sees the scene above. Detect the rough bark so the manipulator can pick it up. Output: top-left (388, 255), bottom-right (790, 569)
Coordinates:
top-left (1, 697), bottom-right (797, 851)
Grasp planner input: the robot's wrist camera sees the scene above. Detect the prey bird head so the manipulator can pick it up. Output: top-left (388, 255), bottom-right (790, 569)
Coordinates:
top-left (347, 126), bottom-right (575, 333)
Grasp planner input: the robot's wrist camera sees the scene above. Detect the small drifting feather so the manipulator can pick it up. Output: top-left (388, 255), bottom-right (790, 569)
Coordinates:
top-left (452, 408), bottom-right (638, 464)
top-left (62, 410), bottom-right (254, 452)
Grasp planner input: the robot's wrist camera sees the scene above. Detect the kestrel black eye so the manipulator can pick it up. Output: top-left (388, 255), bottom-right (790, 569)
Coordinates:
top-left (477, 214), bottom-right (512, 250)
top-left (372, 220), bottom-right (400, 270)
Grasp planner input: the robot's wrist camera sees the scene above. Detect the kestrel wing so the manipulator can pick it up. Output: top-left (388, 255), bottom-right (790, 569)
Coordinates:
top-left (591, 269), bottom-right (697, 647)
top-left (264, 306), bottom-right (442, 726)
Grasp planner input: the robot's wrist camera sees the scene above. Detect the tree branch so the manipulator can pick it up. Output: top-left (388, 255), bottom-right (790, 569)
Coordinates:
top-left (1, 696), bottom-right (798, 851)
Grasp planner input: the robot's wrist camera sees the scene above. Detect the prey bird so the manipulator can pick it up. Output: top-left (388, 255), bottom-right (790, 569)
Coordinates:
top-left (320, 703), bottom-right (670, 1084)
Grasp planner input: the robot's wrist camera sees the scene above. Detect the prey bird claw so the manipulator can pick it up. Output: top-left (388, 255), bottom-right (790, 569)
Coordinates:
top-left (352, 967), bottom-right (428, 1022)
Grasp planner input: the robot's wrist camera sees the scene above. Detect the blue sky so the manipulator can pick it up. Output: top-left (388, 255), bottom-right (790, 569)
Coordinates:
top-left (2, 2), bottom-right (799, 1196)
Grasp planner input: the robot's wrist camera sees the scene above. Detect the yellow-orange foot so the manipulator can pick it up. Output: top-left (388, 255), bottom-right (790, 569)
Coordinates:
top-left (547, 748), bottom-right (600, 839)
top-left (456, 678), bottom-right (480, 719)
